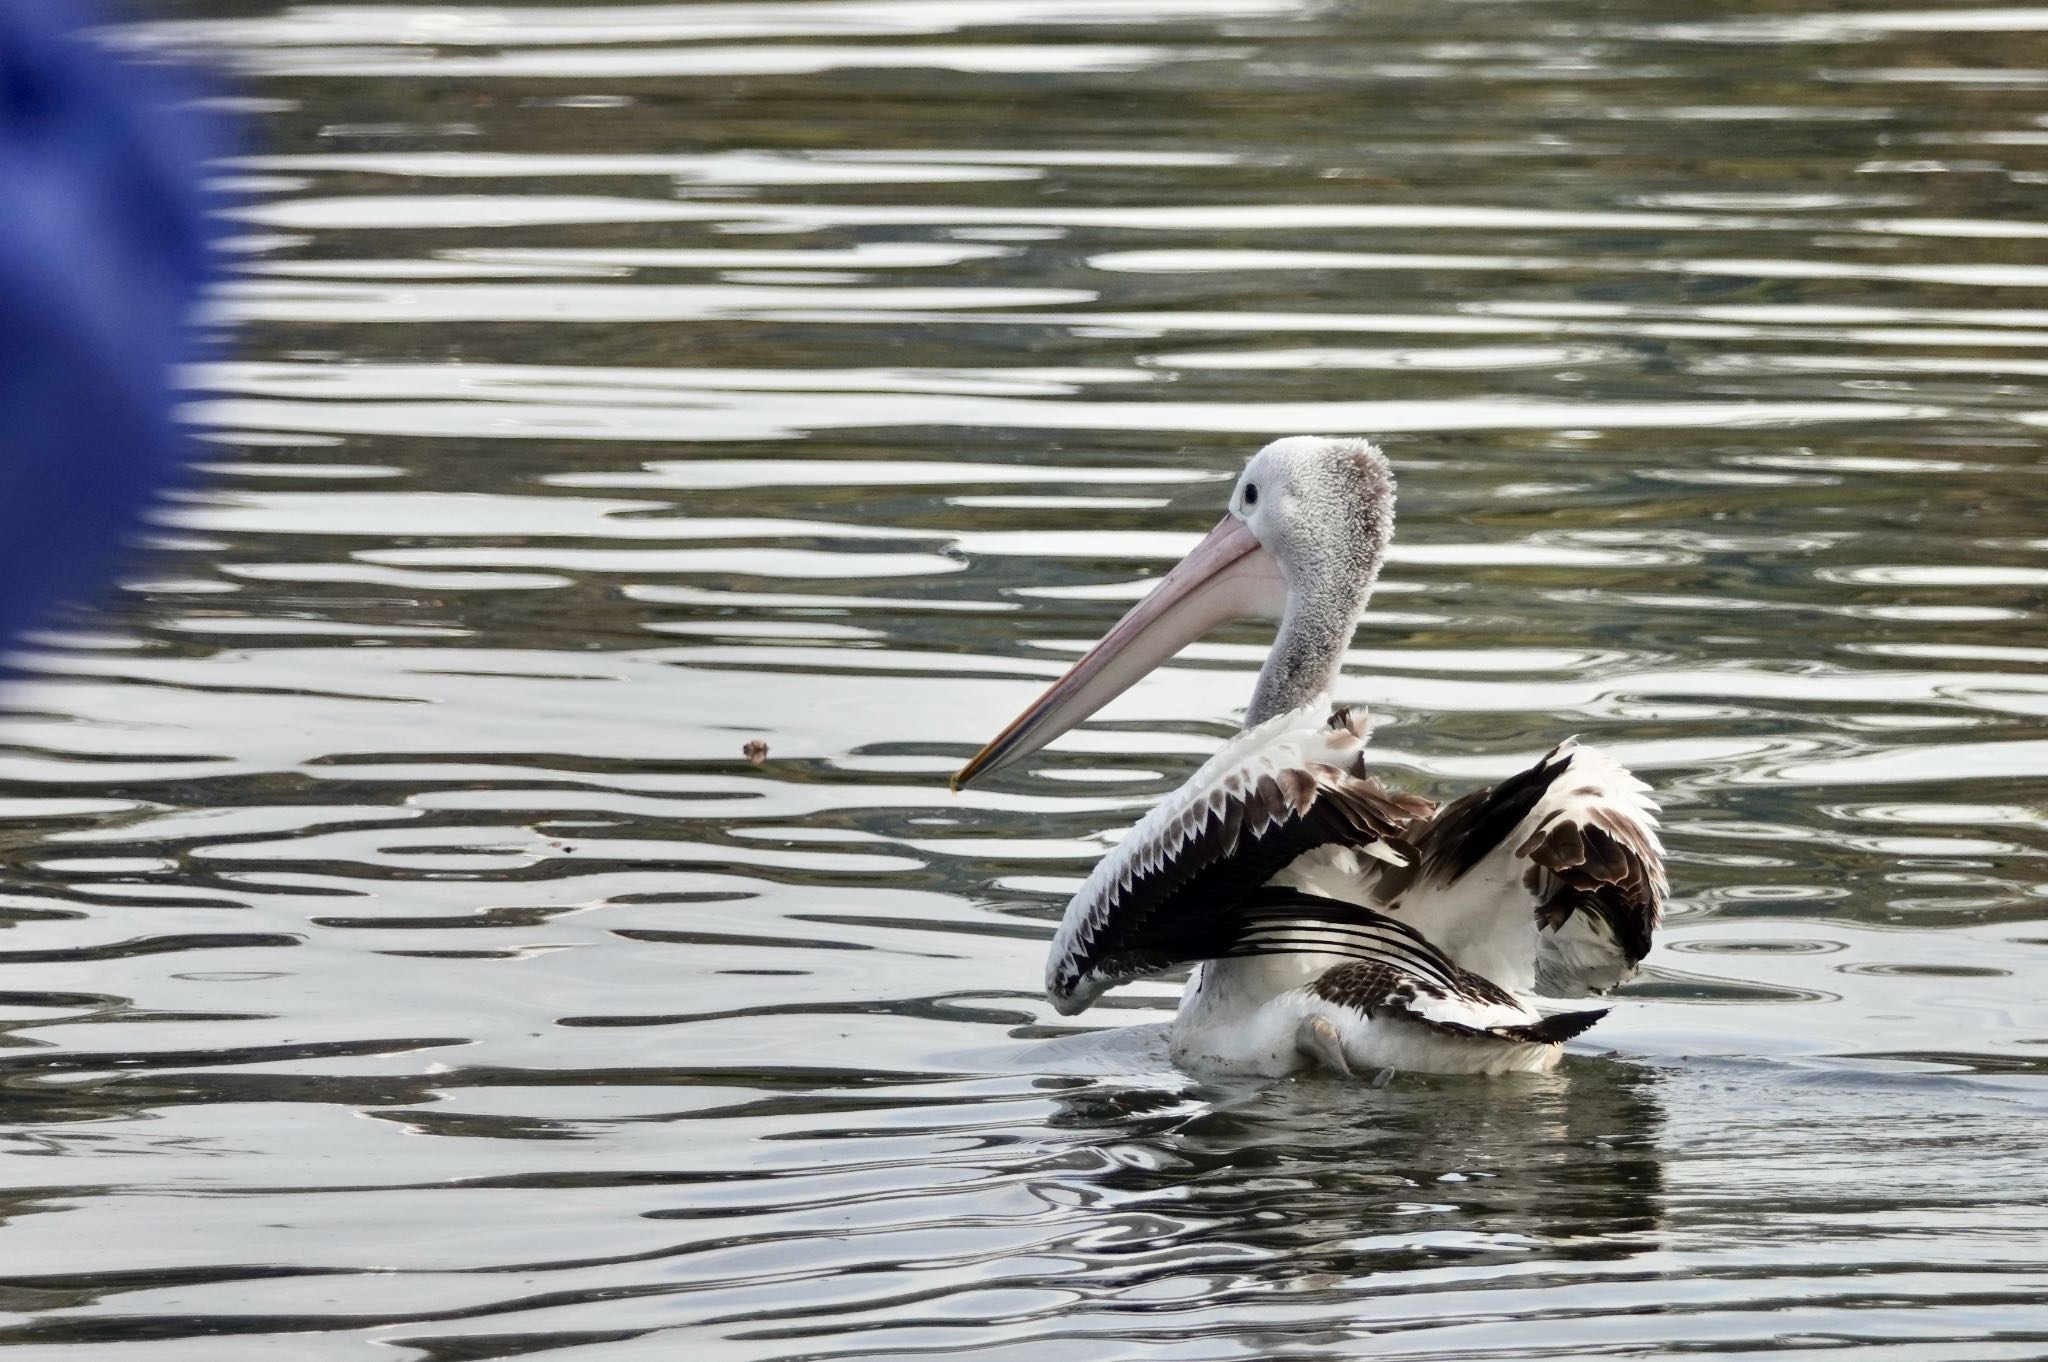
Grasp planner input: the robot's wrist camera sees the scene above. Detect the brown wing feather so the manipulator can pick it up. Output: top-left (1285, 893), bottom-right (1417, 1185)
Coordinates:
top-left (1515, 796), bottom-right (1663, 967)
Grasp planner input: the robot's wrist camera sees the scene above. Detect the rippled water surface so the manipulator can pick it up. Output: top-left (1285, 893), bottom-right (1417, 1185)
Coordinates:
top-left (6, 0), bottom-right (2048, 1356)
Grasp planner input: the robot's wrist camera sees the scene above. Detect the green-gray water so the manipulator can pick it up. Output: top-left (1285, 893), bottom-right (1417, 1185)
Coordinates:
top-left (3, 1), bottom-right (2046, 1356)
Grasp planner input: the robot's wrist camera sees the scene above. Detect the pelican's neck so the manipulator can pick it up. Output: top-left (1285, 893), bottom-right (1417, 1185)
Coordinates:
top-left (1245, 579), bottom-right (1360, 726)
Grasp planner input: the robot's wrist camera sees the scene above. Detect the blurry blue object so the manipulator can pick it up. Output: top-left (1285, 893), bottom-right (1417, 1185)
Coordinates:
top-left (0, 0), bottom-right (222, 648)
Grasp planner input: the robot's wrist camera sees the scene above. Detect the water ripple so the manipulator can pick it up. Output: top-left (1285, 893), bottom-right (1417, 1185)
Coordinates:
top-left (6, 0), bottom-right (2046, 1357)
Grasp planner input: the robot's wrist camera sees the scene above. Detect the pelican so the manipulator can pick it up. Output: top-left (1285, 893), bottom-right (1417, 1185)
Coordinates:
top-left (954, 437), bottom-right (1665, 1077)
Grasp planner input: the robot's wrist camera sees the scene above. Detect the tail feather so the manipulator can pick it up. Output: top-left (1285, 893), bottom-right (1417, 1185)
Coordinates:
top-left (1500, 1007), bottom-right (1608, 1045)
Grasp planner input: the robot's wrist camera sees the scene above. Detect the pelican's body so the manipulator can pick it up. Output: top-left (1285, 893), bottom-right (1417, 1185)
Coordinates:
top-left (956, 438), bottom-right (1665, 1078)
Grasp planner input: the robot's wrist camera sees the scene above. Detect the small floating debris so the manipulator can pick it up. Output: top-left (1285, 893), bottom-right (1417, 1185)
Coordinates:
top-left (742, 739), bottom-right (769, 764)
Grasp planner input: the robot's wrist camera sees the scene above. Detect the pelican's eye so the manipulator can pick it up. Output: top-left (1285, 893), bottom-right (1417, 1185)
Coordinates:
top-left (1242, 482), bottom-right (1259, 509)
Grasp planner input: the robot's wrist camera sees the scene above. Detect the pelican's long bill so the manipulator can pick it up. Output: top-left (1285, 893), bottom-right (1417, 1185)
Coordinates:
top-left (952, 514), bottom-right (1288, 790)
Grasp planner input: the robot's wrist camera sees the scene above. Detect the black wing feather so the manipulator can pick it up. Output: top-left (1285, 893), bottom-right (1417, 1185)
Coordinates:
top-left (1232, 889), bottom-right (1609, 1047)
top-left (1049, 762), bottom-right (1420, 1009)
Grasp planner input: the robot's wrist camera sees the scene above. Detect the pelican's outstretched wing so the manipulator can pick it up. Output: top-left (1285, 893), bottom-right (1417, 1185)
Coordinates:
top-left (1391, 739), bottom-right (1666, 998)
top-left (1045, 703), bottom-right (1428, 1015)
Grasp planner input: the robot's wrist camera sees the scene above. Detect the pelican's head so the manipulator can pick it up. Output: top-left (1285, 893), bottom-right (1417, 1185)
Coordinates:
top-left (1227, 435), bottom-right (1395, 604)
top-left (953, 436), bottom-right (1394, 789)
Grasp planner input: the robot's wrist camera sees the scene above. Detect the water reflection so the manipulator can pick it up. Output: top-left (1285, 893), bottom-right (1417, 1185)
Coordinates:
top-left (1055, 1058), bottom-right (1667, 1271)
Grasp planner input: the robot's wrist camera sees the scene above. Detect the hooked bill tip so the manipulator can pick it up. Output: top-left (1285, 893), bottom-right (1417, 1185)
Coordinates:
top-left (952, 736), bottom-right (1005, 792)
